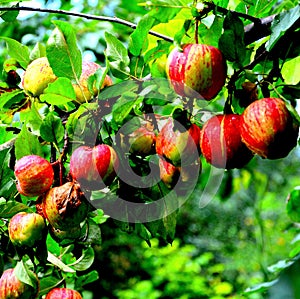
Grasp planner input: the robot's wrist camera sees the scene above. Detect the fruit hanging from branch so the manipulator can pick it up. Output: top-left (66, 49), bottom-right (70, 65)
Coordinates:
top-left (240, 97), bottom-right (299, 159)
top-left (69, 144), bottom-right (119, 190)
top-left (14, 155), bottom-right (54, 197)
top-left (8, 212), bottom-right (46, 248)
top-left (200, 114), bottom-right (253, 169)
top-left (156, 117), bottom-right (201, 167)
top-left (38, 182), bottom-right (89, 231)
top-left (0, 268), bottom-right (39, 299)
top-left (166, 43), bottom-right (227, 100)
top-left (45, 287), bottom-right (83, 299)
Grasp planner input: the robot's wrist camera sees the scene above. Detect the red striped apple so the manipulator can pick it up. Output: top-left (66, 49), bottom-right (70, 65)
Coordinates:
top-left (159, 158), bottom-right (180, 189)
top-left (0, 268), bottom-right (39, 299)
top-left (70, 144), bottom-right (119, 190)
top-left (166, 43), bottom-right (227, 100)
top-left (14, 155), bottom-right (54, 197)
top-left (45, 288), bottom-right (82, 299)
top-left (200, 114), bottom-right (253, 169)
top-left (156, 118), bottom-right (201, 167)
top-left (241, 98), bottom-right (299, 159)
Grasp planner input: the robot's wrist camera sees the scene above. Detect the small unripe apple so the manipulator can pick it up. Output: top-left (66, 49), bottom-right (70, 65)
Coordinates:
top-left (40, 182), bottom-right (89, 230)
top-left (14, 155), bottom-right (54, 197)
top-left (73, 61), bottom-right (113, 103)
top-left (241, 98), bottom-right (299, 159)
top-left (70, 144), bottom-right (119, 190)
top-left (200, 114), bottom-right (253, 169)
top-left (0, 268), bottom-right (39, 299)
top-left (8, 212), bottom-right (46, 248)
top-left (45, 288), bottom-right (83, 299)
top-left (166, 43), bottom-right (227, 100)
top-left (22, 57), bottom-right (57, 96)
top-left (159, 158), bottom-right (180, 189)
top-left (156, 118), bottom-right (201, 166)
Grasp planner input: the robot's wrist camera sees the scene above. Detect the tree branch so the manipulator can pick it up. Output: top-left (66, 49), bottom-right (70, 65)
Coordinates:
top-left (0, 6), bottom-right (173, 42)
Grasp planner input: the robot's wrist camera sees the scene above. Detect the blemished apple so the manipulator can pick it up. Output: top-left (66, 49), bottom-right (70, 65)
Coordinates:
top-left (166, 43), bottom-right (227, 100)
top-left (156, 117), bottom-right (201, 166)
top-left (200, 114), bottom-right (253, 169)
top-left (14, 155), bottom-right (54, 197)
top-left (241, 97), bottom-right (299, 159)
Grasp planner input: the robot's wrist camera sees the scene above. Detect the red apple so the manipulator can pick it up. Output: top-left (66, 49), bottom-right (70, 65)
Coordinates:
top-left (166, 43), bottom-right (227, 100)
top-left (241, 98), bottom-right (299, 159)
top-left (70, 144), bottom-right (119, 190)
top-left (40, 182), bottom-right (89, 230)
top-left (156, 118), bottom-right (201, 166)
top-left (0, 268), bottom-right (39, 299)
top-left (8, 212), bottom-right (46, 248)
top-left (200, 114), bottom-right (253, 169)
top-left (14, 155), bottom-right (54, 197)
top-left (45, 288), bottom-right (82, 299)
top-left (73, 61), bottom-right (113, 103)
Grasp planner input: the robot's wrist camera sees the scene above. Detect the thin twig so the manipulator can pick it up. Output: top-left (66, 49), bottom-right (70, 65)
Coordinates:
top-left (0, 6), bottom-right (174, 42)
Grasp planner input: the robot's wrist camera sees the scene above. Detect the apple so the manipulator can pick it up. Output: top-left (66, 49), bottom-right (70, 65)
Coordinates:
top-left (200, 114), bottom-right (253, 169)
top-left (14, 155), bottom-right (54, 197)
top-left (159, 158), bottom-right (180, 189)
top-left (166, 43), bottom-right (227, 100)
top-left (8, 212), bottom-right (46, 248)
top-left (69, 144), bottom-right (119, 190)
top-left (241, 97), bottom-right (299, 159)
top-left (0, 268), bottom-right (39, 299)
top-left (156, 117), bottom-right (201, 166)
top-left (45, 288), bottom-right (82, 299)
top-left (40, 182), bottom-right (89, 230)
top-left (73, 60), bottom-right (113, 103)
top-left (22, 57), bottom-right (57, 96)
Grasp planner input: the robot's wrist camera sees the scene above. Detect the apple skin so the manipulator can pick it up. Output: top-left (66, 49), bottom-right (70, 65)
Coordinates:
top-left (8, 212), bottom-right (46, 248)
top-left (166, 43), bottom-right (227, 100)
top-left (159, 158), bottom-right (180, 189)
top-left (0, 268), bottom-right (39, 299)
top-left (14, 155), bottom-right (54, 197)
top-left (200, 114), bottom-right (253, 169)
top-left (73, 61), bottom-right (113, 103)
top-left (22, 57), bottom-right (57, 96)
top-left (45, 288), bottom-right (82, 299)
top-left (240, 98), bottom-right (299, 159)
top-left (40, 182), bottom-right (89, 231)
top-left (156, 118), bottom-right (201, 167)
top-left (69, 144), bottom-right (119, 190)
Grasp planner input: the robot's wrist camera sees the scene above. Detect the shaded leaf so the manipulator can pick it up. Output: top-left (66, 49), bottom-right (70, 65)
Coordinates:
top-left (0, 200), bottom-right (29, 218)
top-left (40, 112), bottom-right (64, 144)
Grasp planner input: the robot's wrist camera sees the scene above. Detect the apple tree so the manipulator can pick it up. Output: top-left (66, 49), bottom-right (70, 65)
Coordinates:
top-left (0, 0), bottom-right (299, 298)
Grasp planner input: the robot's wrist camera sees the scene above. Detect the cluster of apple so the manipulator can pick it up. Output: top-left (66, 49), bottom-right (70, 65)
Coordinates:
top-left (166, 43), bottom-right (299, 169)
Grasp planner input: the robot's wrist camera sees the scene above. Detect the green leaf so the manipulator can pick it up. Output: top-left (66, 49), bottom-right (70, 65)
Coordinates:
top-left (46, 20), bottom-right (82, 81)
top-left (81, 218), bottom-right (102, 246)
top-left (39, 276), bottom-right (64, 297)
top-left (0, 6), bottom-right (19, 22)
top-left (0, 89), bottom-right (25, 111)
top-left (287, 186), bottom-right (300, 222)
top-left (40, 112), bottom-right (64, 144)
top-left (70, 247), bottom-right (95, 271)
top-left (47, 252), bottom-right (76, 273)
top-left (0, 37), bottom-right (30, 69)
top-left (129, 15), bottom-right (156, 56)
top-left (105, 31), bottom-right (130, 79)
top-left (40, 77), bottom-right (76, 105)
top-left (244, 279), bottom-right (279, 294)
top-left (19, 102), bottom-right (43, 135)
top-left (0, 148), bottom-right (16, 199)
top-left (0, 200), bottom-right (29, 218)
top-left (14, 260), bottom-right (39, 290)
top-left (173, 19), bottom-right (192, 47)
top-left (75, 270), bottom-right (99, 289)
top-left (218, 13), bottom-right (246, 67)
top-left (30, 42), bottom-right (47, 61)
top-left (266, 5), bottom-right (300, 51)
top-left (14, 125), bottom-right (43, 160)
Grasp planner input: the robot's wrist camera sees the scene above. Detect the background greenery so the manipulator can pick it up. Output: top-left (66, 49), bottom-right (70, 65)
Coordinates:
top-left (0, 0), bottom-right (300, 298)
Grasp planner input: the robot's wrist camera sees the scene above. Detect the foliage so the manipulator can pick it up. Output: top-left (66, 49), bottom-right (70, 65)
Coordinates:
top-left (0, 0), bottom-right (300, 298)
